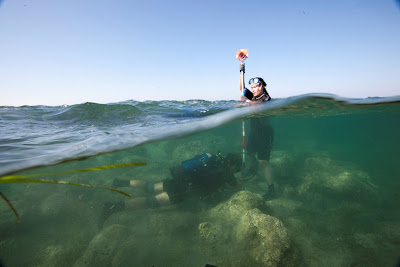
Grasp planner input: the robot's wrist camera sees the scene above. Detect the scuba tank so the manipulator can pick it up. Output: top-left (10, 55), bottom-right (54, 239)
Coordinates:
top-left (181, 153), bottom-right (212, 172)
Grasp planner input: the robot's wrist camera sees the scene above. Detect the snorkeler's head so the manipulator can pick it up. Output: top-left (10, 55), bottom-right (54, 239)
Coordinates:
top-left (225, 153), bottom-right (242, 173)
top-left (249, 77), bottom-right (267, 88)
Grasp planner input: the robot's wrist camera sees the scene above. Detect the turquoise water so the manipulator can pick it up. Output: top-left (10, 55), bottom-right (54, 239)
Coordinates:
top-left (1, 95), bottom-right (400, 266)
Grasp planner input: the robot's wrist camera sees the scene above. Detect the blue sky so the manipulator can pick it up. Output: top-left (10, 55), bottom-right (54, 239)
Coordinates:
top-left (1, 0), bottom-right (399, 106)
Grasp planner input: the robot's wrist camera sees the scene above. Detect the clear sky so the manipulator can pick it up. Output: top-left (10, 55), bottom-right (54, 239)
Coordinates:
top-left (1, 0), bottom-right (399, 106)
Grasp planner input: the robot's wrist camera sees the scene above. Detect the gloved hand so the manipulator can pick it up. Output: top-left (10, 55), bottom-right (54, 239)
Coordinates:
top-left (239, 63), bottom-right (245, 73)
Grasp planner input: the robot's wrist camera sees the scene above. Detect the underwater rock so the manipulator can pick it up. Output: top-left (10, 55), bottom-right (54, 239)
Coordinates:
top-left (235, 208), bottom-right (290, 266)
top-left (74, 224), bottom-right (130, 267)
top-left (198, 221), bottom-right (228, 243)
top-left (202, 191), bottom-right (292, 266)
top-left (209, 190), bottom-right (265, 220)
top-left (266, 198), bottom-right (303, 218)
top-left (296, 157), bottom-right (377, 200)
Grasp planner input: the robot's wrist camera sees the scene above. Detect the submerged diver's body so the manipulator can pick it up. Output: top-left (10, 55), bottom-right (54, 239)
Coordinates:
top-left (239, 68), bottom-right (275, 199)
top-left (102, 153), bottom-right (241, 218)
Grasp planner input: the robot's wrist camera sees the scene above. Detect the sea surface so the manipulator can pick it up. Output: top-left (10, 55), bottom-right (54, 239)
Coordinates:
top-left (1, 94), bottom-right (400, 266)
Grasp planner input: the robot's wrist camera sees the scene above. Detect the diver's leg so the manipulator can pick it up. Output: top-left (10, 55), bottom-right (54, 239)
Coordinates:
top-left (155, 192), bottom-right (171, 207)
top-left (113, 179), bottom-right (160, 194)
top-left (125, 191), bottom-right (171, 210)
top-left (101, 186), bottom-right (169, 226)
top-left (259, 159), bottom-right (275, 200)
top-left (259, 159), bottom-right (273, 185)
top-left (129, 180), bottom-right (147, 188)
top-left (153, 182), bottom-right (164, 194)
top-left (130, 180), bottom-right (164, 194)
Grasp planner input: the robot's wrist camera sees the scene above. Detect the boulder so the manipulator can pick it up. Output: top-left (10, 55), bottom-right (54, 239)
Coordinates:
top-left (200, 191), bottom-right (292, 266)
top-left (198, 221), bottom-right (228, 244)
top-left (296, 157), bottom-right (377, 200)
top-left (209, 190), bottom-right (265, 220)
top-left (236, 209), bottom-right (290, 266)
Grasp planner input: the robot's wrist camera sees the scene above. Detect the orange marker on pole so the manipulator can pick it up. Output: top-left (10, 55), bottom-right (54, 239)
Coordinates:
top-left (236, 49), bottom-right (248, 62)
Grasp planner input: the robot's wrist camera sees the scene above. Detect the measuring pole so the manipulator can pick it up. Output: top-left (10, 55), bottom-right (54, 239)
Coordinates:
top-left (236, 49), bottom-right (248, 165)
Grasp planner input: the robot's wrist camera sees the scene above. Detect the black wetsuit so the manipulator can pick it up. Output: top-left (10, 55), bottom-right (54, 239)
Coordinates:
top-left (244, 89), bottom-right (274, 160)
top-left (163, 154), bottom-right (237, 204)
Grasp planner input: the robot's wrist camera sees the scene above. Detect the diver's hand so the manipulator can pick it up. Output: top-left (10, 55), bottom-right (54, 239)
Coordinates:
top-left (239, 63), bottom-right (245, 73)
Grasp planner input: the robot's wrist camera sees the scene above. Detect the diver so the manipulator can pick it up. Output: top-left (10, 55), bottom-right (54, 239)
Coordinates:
top-left (239, 63), bottom-right (275, 200)
top-left (101, 152), bottom-right (243, 219)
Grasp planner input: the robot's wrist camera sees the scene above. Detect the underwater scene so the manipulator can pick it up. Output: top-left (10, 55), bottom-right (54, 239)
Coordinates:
top-left (1, 95), bottom-right (400, 266)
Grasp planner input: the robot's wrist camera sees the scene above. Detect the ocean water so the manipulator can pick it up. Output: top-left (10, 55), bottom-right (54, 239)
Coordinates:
top-left (1, 94), bottom-right (400, 266)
